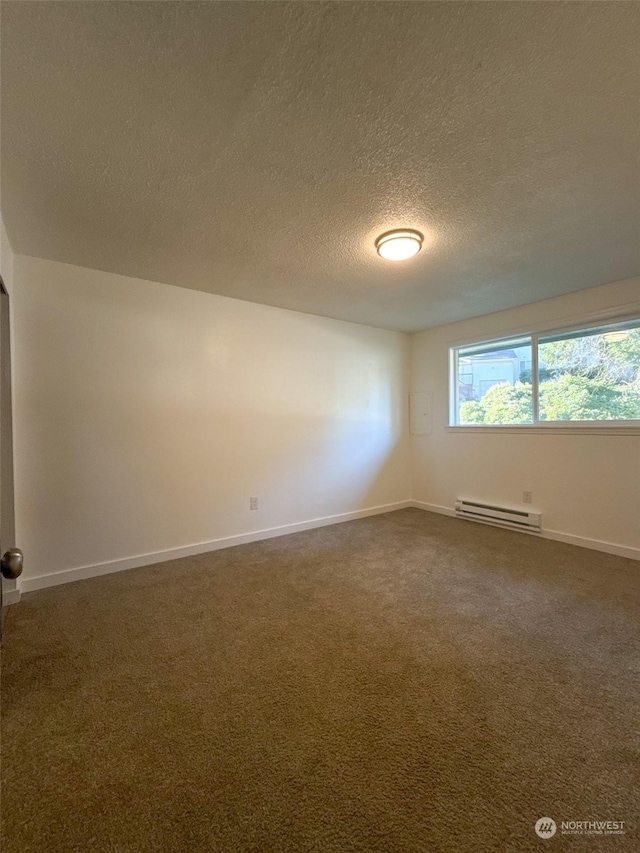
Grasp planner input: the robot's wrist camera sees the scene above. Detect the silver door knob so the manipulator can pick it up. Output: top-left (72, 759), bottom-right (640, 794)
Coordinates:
top-left (1, 548), bottom-right (23, 579)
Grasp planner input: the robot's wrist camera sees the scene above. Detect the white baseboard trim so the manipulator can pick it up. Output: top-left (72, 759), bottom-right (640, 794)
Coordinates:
top-left (16, 497), bottom-right (637, 596)
top-left (538, 529), bottom-right (640, 561)
top-left (410, 501), bottom-right (640, 561)
top-left (2, 588), bottom-right (22, 606)
top-left (411, 500), bottom-right (456, 518)
top-left (20, 500), bottom-right (414, 593)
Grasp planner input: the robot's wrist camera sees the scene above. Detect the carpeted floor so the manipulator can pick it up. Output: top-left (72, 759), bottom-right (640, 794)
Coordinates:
top-left (1, 508), bottom-right (639, 852)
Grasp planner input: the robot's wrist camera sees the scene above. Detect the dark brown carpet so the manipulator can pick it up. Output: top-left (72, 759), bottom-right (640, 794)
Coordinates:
top-left (2, 509), bottom-right (639, 852)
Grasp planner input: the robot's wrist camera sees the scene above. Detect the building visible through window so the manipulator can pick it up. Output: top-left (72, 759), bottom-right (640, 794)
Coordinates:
top-left (451, 319), bottom-right (640, 426)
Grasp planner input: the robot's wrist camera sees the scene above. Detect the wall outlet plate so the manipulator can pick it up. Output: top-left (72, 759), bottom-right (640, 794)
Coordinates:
top-left (250, 496), bottom-right (259, 510)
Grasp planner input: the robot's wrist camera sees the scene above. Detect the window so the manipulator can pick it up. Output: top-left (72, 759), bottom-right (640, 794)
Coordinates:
top-left (455, 337), bottom-right (533, 425)
top-left (450, 318), bottom-right (640, 427)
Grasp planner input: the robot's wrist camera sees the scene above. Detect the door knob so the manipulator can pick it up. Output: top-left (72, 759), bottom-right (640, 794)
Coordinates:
top-left (1, 548), bottom-right (23, 579)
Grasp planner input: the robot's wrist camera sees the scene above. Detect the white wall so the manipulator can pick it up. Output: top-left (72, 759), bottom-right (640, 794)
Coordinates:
top-left (411, 277), bottom-right (640, 558)
top-left (13, 255), bottom-right (411, 588)
top-left (9, 254), bottom-right (638, 595)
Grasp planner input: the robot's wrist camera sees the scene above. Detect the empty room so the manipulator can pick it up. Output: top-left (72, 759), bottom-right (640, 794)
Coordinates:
top-left (1, 2), bottom-right (638, 851)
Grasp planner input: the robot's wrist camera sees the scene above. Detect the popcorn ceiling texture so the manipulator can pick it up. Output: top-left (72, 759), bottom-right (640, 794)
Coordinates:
top-left (2, 1), bottom-right (639, 331)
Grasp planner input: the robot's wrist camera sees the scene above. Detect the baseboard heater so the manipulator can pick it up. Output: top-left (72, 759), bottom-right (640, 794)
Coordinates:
top-left (455, 499), bottom-right (541, 533)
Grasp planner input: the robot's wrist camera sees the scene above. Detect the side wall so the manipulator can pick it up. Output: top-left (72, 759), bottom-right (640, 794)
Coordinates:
top-left (14, 255), bottom-right (411, 589)
top-left (410, 278), bottom-right (640, 558)
top-left (1, 219), bottom-right (14, 296)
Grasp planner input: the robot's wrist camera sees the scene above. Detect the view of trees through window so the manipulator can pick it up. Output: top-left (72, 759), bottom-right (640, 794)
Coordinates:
top-left (454, 321), bottom-right (640, 425)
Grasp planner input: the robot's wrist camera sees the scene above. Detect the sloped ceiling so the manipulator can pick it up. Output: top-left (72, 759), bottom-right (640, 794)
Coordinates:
top-left (1, 1), bottom-right (638, 331)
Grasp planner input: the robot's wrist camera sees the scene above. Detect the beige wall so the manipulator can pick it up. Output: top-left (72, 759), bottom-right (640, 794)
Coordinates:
top-left (13, 255), bottom-right (411, 587)
top-left (410, 277), bottom-right (640, 557)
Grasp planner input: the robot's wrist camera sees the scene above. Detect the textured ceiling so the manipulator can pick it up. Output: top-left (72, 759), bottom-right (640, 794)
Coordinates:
top-left (2, 1), bottom-right (639, 332)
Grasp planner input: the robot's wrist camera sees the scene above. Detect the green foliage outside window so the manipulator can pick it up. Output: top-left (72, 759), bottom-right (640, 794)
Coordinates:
top-left (460, 382), bottom-right (533, 424)
top-left (459, 328), bottom-right (640, 424)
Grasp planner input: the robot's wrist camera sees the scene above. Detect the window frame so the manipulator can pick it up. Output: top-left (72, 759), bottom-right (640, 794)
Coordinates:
top-left (448, 313), bottom-right (640, 433)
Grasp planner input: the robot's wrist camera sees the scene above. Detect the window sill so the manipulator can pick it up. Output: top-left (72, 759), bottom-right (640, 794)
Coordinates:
top-left (446, 424), bottom-right (640, 436)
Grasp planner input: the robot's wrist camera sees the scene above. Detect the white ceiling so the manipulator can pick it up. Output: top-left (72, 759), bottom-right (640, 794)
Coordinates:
top-left (2, 1), bottom-right (639, 332)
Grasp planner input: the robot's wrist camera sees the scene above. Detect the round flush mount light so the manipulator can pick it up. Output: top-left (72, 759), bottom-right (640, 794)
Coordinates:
top-left (375, 229), bottom-right (424, 261)
top-left (603, 330), bottom-right (629, 343)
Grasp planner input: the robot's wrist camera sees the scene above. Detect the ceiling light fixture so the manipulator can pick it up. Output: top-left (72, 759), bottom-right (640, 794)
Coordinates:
top-left (375, 229), bottom-right (424, 261)
top-left (603, 330), bottom-right (629, 343)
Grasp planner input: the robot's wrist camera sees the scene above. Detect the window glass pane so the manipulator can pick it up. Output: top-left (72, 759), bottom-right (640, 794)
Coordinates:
top-left (538, 321), bottom-right (640, 422)
top-left (456, 338), bottom-right (533, 424)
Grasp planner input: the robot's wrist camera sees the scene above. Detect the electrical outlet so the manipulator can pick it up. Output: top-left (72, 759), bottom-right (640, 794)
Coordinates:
top-left (250, 496), bottom-right (259, 511)
top-left (522, 491), bottom-right (532, 504)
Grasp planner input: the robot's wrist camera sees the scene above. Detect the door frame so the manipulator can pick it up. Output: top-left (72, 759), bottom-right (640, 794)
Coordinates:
top-left (0, 274), bottom-right (20, 607)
